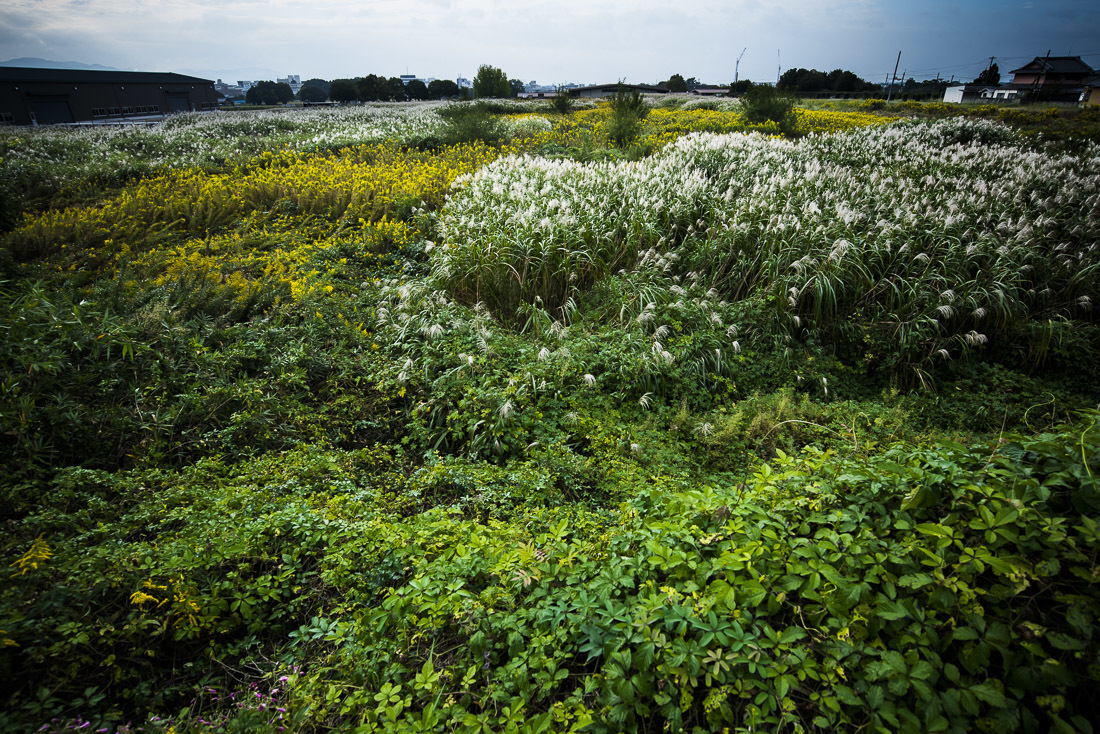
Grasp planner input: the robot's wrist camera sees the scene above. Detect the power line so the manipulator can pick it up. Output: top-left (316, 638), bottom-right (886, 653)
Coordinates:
top-left (848, 50), bottom-right (1100, 82)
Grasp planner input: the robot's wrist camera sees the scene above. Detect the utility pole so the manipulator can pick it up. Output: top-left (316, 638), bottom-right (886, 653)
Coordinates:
top-left (734, 48), bottom-right (746, 86)
top-left (886, 51), bottom-right (901, 102)
top-left (777, 50), bottom-right (781, 85)
top-left (1033, 49), bottom-right (1051, 97)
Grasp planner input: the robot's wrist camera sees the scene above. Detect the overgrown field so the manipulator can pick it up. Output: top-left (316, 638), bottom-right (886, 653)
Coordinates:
top-left (2, 100), bottom-right (1099, 733)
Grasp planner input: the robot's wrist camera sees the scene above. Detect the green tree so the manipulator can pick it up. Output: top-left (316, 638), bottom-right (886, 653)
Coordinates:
top-left (428, 79), bottom-right (461, 100)
top-left (298, 85), bottom-right (328, 103)
top-left (300, 78), bottom-right (330, 96)
top-left (437, 101), bottom-right (507, 144)
top-left (509, 78), bottom-right (525, 97)
top-left (975, 63), bottom-right (1000, 85)
top-left (550, 86), bottom-right (574, 114)
top-left (473, 65), bottom-right (510, 98)
top-left (665, 74), bottom-right (687, 93)
top-left (730, 79), bottom-right (753, 96)
top-left (245, 80), bottom-right (294, 105)
top-left (739, 84), bottom-right (796, 134)
top-left (329, 79), bottom-right (358, 103)
top-left (606, 82), bottom-right (649, 148)
top-left (355, 74), bottom-right (385, 101)
top-left (406, 79), bottom-right (429, 100)
top-left (385, 77), bottom-right (408, 101)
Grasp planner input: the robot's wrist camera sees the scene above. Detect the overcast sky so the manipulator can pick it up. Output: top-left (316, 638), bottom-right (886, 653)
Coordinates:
top-left (2, 0), bottom-right (1098, 86)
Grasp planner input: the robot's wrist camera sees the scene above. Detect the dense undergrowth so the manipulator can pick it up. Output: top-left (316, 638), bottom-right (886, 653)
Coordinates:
top-left (2, 100), bottom-right (1098, 733)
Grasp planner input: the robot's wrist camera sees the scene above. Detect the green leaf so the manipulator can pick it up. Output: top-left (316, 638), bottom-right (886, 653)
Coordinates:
top-left (778, 627), bottom-right (807, 644)
top-left (866, 685), bottom-right (884, 709)
top-left (876, 599), bottom-right (910, 621)
top-left (969, 681), bottom-right (1006, 707)
top-left (882, 650), bottom-right (907, 675)
top-left (910, 660), bottom-right (934, 681)
top-left (835, 685), bottom-right (861, 706)
top-left (1047, 632), bottom-right (1086, 651)
top-left (915, 523), bottom-right (952, 539)
top-left (898, 573), bottom-right (934, 589)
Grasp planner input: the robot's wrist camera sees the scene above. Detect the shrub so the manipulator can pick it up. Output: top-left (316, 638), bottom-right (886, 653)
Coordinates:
top-left (606, 83), bottom-right (650, 148)
top-left (739, 84), bottom-right (797, 133)
top-left (549, 87), bottom-right (574, 115)
top-left (436, 101), bottom-right (508, 145)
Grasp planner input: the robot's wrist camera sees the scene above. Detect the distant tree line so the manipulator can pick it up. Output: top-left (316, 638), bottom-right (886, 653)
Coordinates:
top-left (245, 81), bottom-right (295, 105)
top-left (328, 75), bottom-right (463, 103)
top-left (656, 69), bottom-right (883, 98)
top-left (778, 68), bottom-right (880, 94)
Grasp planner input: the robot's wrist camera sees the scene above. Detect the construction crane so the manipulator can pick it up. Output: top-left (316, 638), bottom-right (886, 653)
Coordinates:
top-left (734, 48), bottom-right (747, 85)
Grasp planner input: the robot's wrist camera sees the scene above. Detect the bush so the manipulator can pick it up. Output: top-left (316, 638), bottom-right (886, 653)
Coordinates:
top-left (606, 83), bottom-right (650, 148)
top-left (739, 84), bottom-right (797, 134)
top-left (549, 87), bottom-right (574, 115)
top-left (436, 101), bottom-right (508, 145)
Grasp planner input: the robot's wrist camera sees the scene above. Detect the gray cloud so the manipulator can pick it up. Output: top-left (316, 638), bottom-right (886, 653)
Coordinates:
top-left (1, 0), bottom-right (1096, 85)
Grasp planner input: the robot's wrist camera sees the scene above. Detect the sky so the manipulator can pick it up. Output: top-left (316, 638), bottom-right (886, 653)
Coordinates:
top-left (1, 0), bottom-right (1099, 87)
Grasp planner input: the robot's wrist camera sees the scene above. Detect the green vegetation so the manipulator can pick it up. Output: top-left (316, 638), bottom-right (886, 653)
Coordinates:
top-left (473, 65), bottom-right (512, 99)
top-left (1, 101), bottom-right (1098, 733)
top-left (437, 101), bottom-right (509, 145)
top-left (606, 83), bottom-right (650, 148)
top-left (738, 84), bottom-right (797, 134)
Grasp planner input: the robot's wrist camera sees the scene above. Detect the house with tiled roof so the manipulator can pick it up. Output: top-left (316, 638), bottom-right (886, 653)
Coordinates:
top-left (1004, 56), bottom-right (1094, 103)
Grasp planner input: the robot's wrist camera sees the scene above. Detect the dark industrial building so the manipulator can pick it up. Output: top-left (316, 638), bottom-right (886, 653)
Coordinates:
top-left (0, 68), bottom-right (218, 125)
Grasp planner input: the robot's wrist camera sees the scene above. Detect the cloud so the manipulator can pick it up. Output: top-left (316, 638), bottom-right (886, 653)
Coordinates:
top-left (1, 0), bottom-right (1096, 85)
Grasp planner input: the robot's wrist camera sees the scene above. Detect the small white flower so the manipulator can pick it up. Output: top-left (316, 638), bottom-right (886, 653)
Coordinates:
top-left (583, 373), bottom-right (596, 386)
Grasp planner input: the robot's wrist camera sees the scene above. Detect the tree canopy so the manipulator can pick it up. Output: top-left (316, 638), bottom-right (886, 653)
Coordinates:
top-left (298, 85), bottom-right (328, 103)
top-left (665, 74), bottom-right (687, 93)
top-left (428, 79), bottom-right (461, 100)
top-left (329, 79), bottom-right (358, 103)
top-left (406, 79), bottom-right (429, 100)
top-left (244, 81), bottom-right (294, 105)
top-left (778, 68), bottom-right (878, 93)
top-left (473, 65), bottom-right (511, 98)
top-left (975, 64), bottom-right (1001, 85)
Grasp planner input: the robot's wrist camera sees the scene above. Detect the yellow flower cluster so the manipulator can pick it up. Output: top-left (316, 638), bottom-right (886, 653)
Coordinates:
top-left (9, 535), bottom-right (51, 577)
top-left (129, 578), bottom-right (202, 630)
top-left (795, 108), bottom-right (889, 134)
top-left (16, 141), bottom-right (511, 304)
top-left (541, 105), bottom-right (890, 151)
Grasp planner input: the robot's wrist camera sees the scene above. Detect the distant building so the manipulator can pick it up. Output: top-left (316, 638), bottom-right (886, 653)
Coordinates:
top-left (1007, 56), bottom-right (1093, 101)
top-left (0, 67), bottom-right (218, 125)
top-left (943, 85), bottom-right (1004, 103)
top-left (569, 83), bottom-right (668, 98)
top-left (277, 75), bottom-right (303, 95)
top-left (691, 85), bottom-right (730, 97)
top-left (1081, 74), bottom-right (1100, 106)
top-left (943, 56), bottom-right (1096, 105)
